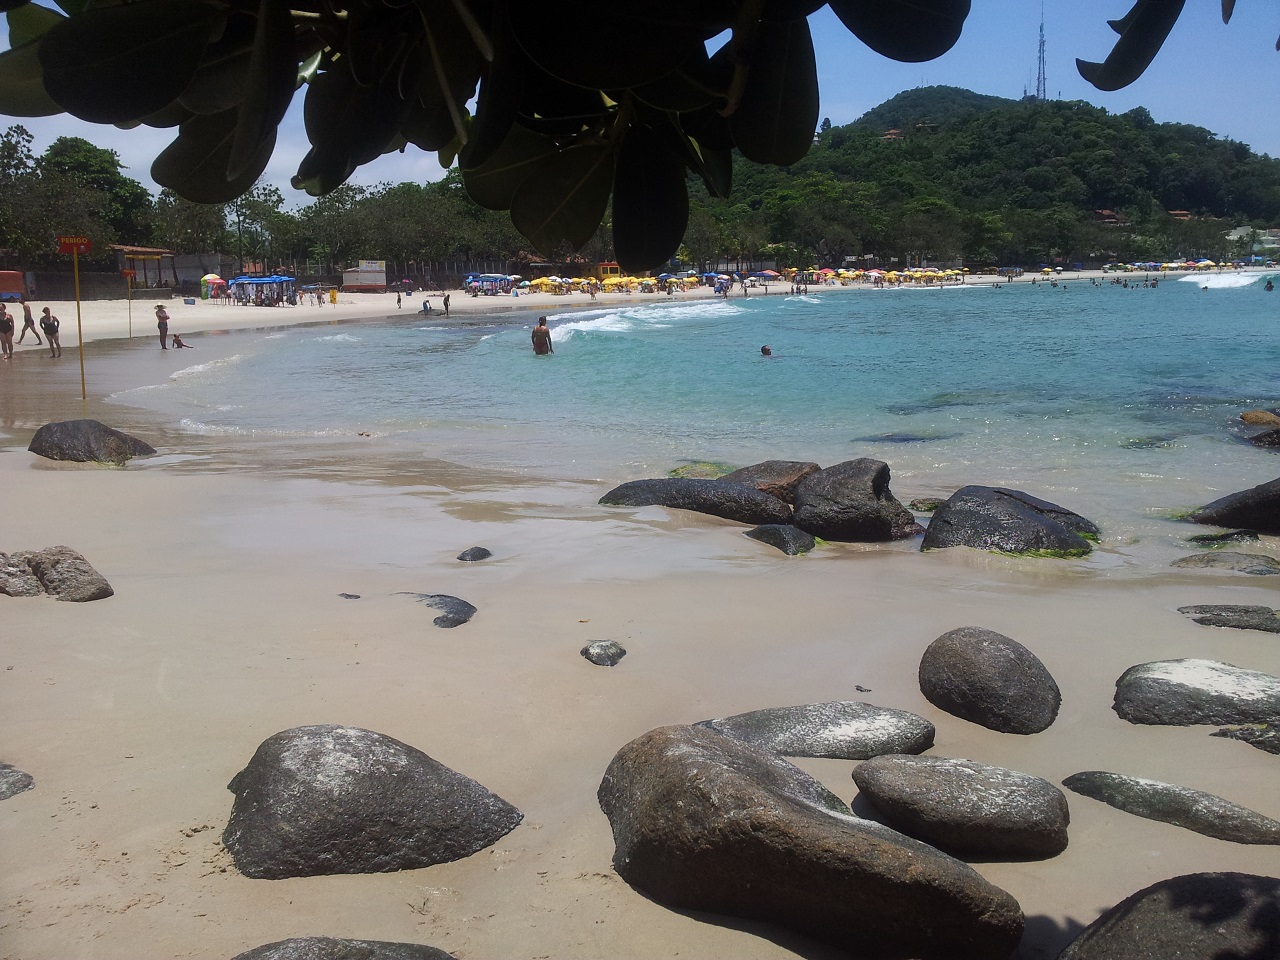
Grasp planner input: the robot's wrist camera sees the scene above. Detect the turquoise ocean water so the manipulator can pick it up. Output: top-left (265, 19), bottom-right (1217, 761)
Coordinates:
top-left (112, 272), bottom-right (1279, 545)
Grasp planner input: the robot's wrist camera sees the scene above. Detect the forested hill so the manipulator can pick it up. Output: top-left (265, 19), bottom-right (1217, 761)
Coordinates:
top-left (686, 89), bottom-right (1280, 269)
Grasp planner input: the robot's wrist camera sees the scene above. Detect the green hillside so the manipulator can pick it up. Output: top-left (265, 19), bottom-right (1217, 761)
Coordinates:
top-left (852, 85), bottom-right (1013, 133)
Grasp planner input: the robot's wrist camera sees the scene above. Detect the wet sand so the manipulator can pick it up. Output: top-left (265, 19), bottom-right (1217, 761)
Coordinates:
top-left (2, 282), bottom-right (1279, 960)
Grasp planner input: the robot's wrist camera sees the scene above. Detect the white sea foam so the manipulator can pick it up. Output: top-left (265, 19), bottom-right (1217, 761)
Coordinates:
top-left (550, 300), bottom-right (744, 339)
top-left (1177, 271), bottom-right (1269, 289)
top-left (170, 354), bottom-right (245, 380)
top-left (314, 333), bottom-right (361, 342)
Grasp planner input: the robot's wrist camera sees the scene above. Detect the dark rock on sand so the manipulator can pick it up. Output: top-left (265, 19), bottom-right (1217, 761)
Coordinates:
top-left (698, 700), bottom-right (935, 760)
top-left (1, 546), bottom-right (114, 602)
top-left (719, 460), bottom-right (820, 504)
top-left (1188, 476), bottom-right (1280, 534)
top-left (401, 593), bottom-right (476, 628)
top-left (1172, 551), bottom-right (1280, 574)
top-left (0, 763), bottom-right (34, 800)
top-left (791, 458), bottom-right (922, 542)
top-left (909, 497), bottom-right (946, 512)
top-left (582, 640), bottom-right (626, 666)
top-left (456, 546), bottom-right (491, 562)
top-left (232, 938), bottom-right (457, 960)
top-left (1178, 603), bottom-right (1280, 633)
top-left (1248, 428), bottom-right (1280, 448)
top-left (853, 755), bottom-right (1070, 859)
top-left (1113, 659), bottom-right (1280, 726)
top-left (223, 725), bottom-right (522, 879)
top-left (1057, 872), bottom-right (1280, 960)
top-left (600, 478), bottom-right (792, 526)
top-left (1212, 723), bottom-right (1280, 756)
top-left (744, 523), bottom-right (815, 555)
top-left (921, 486), bottom-right (1098, 556)
top-left (28, 419), bottom-right (155, 466)
top-left (918, 627), bottom-right (1060, 734)
top-left (1186, 528), bottom-right (1260, 546)
top-left (1063, 771), bottom-right (1280, 844)
top-left (598, 724), bottom-right (1024, 960)
top-left (337, 593), bottom-right (360, 600)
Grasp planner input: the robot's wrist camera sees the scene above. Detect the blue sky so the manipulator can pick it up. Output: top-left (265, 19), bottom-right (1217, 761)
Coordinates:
top-left (2, 2), bottom-right (1277, 203)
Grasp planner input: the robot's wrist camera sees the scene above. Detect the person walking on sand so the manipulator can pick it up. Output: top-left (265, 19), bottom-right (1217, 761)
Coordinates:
top-left (16, 299), bottom-right (41, 345)
top-left (443, 293), bottom-right (450, 316)
top-left (155, 304), bottom-right (170, 349)
top-left (531, 316), bottom-right (553, 355)
top-left (396, 292), bottom-right (402, 309)
top-left (40, 307), bottom-right (60, 357)
top-left (0, 304), bottom-right (13, 360)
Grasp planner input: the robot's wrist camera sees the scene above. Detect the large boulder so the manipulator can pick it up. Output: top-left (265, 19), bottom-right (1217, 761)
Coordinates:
top-left (28, 419), bottom-right (155, 465)
top-left (1241, 409), bottom-right (1280, 426)
top-left (698, 700), bottom-right (935, 760)
top-left (232, 939), bottom-right (457, 960)
top-left (0, 552), bottom-right (43, 597)
top-left (791, 458), bottom-right (922, 542)
top-left (918, 627), bottom-right (1060, 734)
top-left (921, 486), bottom-right (1098, 556)
top-left (1057, 872), bottom-right (1280, 960)
top-left (1063, 771), bottom-right (1280, 845)
top-left (598, 725), bottom-right (1024, 960)
top-left (719, 460), bottom-right (821, 504)
top-left (1171, 551), bottom-right (1280, 575)
top-left (1188, 476), bottom-right (1280, 534)
top-left (1, 547), bottom-right (113, 602)
top-left (1113, 659), bottom-right (1280, 726)
top-left (600, 478), bottom-right (792, 526)
top-left (1178, 603), bottom-right (1280, 633)
top-left (853, 755), bottom-right (1070, 859)
top-left (222, 725), bottom-right (522, 879)
top-left (743, 523), bottom-right (815, 555)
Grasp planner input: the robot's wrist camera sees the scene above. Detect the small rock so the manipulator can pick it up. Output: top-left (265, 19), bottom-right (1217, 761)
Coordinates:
top-left (28, 419), bottom-right (156, 465)
top-left (744, 524), bottom-right (815, 555)
top-left (1211, 723), bottom-right (1280, 755)
top-left (600, 478), bottom-right (792, 526)
top-left (1063, 770), bottom-right (1280, 844)
top-left (337, 593), bottom-right (361, 600)
top-left (400, 593), bottom-right (476, 628)
top-left (1113, 658), bottom-right (1280, 725)
top-left (1178, 603), bottom-right (1280, 633)
top-left (1186, 529), bottom-right (1260, 546)
top-left (698, 700), bottom-right (935, 760)
top-left (456, 547), bottom-right (492, 562)
top-left (853, 755), bottom-right (1070, 859)
top-left (909, 497), bottom-right (946, 512)
top-left (1188, 476), bottom-right (1280, 534)
top-left (231, 938), bottom-right (458, 960)
top-left (581, 640), bottom-right (626, 666)
top-left (0, 763), bottom-right (34, 800)
top-left (12, 546), bottom-right (113, 602)
top-left (921, 485), bottom-right (1098, 557)
top-left (1171, 551), bottom-right (1280, 575)
top-left (719, 460), bottom-right (820, 504)
top-left (1057, 872), bottom-right (1280, 960)
top-left (918, 626), bottom-right (1061, 735)
top-left (1241, 409), bottom-right (1280, 426)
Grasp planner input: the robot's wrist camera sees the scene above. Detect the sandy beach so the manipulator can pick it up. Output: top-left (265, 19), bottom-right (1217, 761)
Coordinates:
top-left (2, 275), bottom-right (1278, 960)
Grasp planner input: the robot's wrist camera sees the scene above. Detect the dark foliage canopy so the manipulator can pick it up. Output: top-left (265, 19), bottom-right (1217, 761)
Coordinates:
top-left (0, 0), bottom-right (1265, 270)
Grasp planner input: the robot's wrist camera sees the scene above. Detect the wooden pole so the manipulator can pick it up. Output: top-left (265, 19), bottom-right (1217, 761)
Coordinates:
top-left (73, 247), bottom-right (86, 402)
top-left (127, 273), bottom-right (132, 338)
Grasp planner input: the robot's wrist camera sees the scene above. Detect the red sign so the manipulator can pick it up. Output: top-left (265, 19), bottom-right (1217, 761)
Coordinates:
top-left (57, 235), bottom-right (91, 254)
top-left (120, 268), bottom-right (136, 278)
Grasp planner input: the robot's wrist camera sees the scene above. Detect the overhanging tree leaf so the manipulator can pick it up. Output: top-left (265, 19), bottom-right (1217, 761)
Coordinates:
top-left (828, 0), bottom-right (970, 63)
top-left (39, 0), bottom-right (220, 123)
top-left (627, 46), bottom-right (718, 113)
top-left (461, 122), bottom-right (560, 210)
top-left (613, 122), bottom-right (689, 271)
top-left (0, 41), bottom-right (61, 116)
top-left (510, 142), bottom-right (614, 253)
top-left (152, 108), bottom-right (275, 203)
top-left (6, 2), bottom-right (63, 46)
top-left (1077, 0), bottom-right (1187, 91)
top-left (178, 13), bottom-right (256, 116)
top-left (461, 26), bottom-right (523, 169)
top-left (228, 0), bottom-right (298, 179)
top-left (0, 0), bottom-right (29, 11)
top-left (728, 17), bottom-right (818, 166)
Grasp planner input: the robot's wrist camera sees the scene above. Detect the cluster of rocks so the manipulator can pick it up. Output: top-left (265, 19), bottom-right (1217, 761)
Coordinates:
top-left (0, 546), bottom-right (113, 601)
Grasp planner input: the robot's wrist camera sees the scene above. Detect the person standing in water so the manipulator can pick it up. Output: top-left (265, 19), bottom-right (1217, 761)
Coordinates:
top-left (0, 305), bottom-right (13, 360)
top-left (155, 304), bottom-right (170, 349)
top-left (531, 316), bottom-right (553, 355)
top-left (39, 307), bottom-right (60, 357)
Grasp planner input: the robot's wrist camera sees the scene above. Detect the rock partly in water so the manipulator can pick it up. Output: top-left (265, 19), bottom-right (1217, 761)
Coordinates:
top-left (921, 486), bottom-right (1098, 557)
top-left (231, 938), bottom-right (457, 960)
top-left (581, 640), bottom-right (626, 666)
top-left (28, 419), bottom-right (155, 465)
top-left (744, 523), bottom-right (815, 555)
top-left (600, 478), bottom-right (793, 526)
top-left (1, 546), bottom-right (113, 601)
top-left (223, 725), bottom-right (522, 879)
top-left (791, 458), bottom-right (922, 542)
top-left (598, 724), bottom-right (1024, 960)
top-left (456, 546), bottom-right (491, 562)
top-left (853, 755), bottom-right (1070, 859)
top-left (0, 763), bottom-right (34, 800)
top-left (1113, 659), bottom-right (1280, 726)
top-left (1063, 770), bottom-right (1280, 845)
top-left (1248, 428), bottom-right (1280, 448)
top-left (1188, 476), bottom-right (1280, 534)
top-left (1186, 528), bottom-right (1260, 546)
top-left (909, 497), bottom-right (946, 513)
top-left (1057, 872), bottom-right (1280, 960)
top-left (1242, 409), bottom-right (1280, 426)
top-left (719, 460), bottom-right (821, 504)
top-left (668, 460), bottom-right (735, 479)
top-left (1212, 723), bottom-right (1280, 756)
top-left (1178, 603), bottom-right (1280, 633)
top-left (918, 626), bottom-right (1060, 735)
top-left (400, 593), bottom-right (476, 628)
top-left (698, 700), bottom-right (935, 760)
top-left (1172, 551), bottom-right (1280, 575)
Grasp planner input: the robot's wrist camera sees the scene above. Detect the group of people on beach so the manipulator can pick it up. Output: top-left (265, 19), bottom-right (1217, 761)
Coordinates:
top-left (0, 299), bottom-right (61, 359)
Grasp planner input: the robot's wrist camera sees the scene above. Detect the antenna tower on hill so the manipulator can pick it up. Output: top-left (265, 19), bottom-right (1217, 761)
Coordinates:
top-left (1035, 2), bottom-right (1047, 100)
